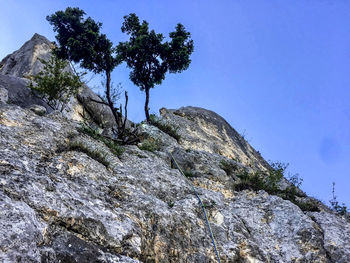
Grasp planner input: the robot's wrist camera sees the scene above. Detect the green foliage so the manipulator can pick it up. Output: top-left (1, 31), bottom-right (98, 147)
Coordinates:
top-left (117, 13), bottom-right (194, 121)
top-left (167, 201), bottom-right (175, 208)
top-left (219, 160), bottom-right (237, 175)
top-left (138, 138), bottom-right (162, 152)
top-left (28, 54), bottom-right (83, 112)
top-left (47, 7), bottom-right (136, 144)
top-left (68, 141), bottom-right (110, 167)
top-left (149, 114), bottom-right (181, 142)
top-left (79, 125), bottom-right (124, 157)
top-left (234, 162), bottom-right (320, 212)
top-left (47, 7), bottom-right (119, 74)
top-left (329, 182), bottom-right (348, 216)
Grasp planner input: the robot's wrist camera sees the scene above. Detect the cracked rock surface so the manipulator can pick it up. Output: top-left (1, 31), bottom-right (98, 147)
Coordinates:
top-left (1, 103), bottom-right (350, 263)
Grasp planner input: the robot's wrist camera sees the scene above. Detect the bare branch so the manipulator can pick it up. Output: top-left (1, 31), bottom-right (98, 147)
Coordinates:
top-left (123, 91), bottom-right (128, 131)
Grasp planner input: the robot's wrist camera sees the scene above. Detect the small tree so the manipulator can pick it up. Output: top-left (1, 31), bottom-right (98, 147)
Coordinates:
top-left (329, 182), bottom-right (348, 216)
top-left (47, 7), bottom-right (134, 143)
top-left (117, 13), bottom-right (194, 121)
top-left (28, 54), bottom-right (83, 112)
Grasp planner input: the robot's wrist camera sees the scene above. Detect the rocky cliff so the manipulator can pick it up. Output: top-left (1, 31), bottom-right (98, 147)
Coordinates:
top-left (0, 34), bottom-right (349, 263)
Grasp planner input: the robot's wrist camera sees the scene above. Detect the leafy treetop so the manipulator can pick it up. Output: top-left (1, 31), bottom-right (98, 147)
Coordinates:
top-left (117, 13), bottom-right (194, 121)
top-left (46, 7), bottom-right (119, 74)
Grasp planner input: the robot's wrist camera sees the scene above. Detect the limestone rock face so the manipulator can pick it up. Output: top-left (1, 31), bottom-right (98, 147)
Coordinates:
top-left (0, 33), bottom-right (53, 77)
top-left (160, 106), bottom-right (270, 171)
top-left (0, 33), bottom-right (117, 126)
top-left (0, 34), bottom-right (349, 263)
top-left (0, 73), bottom-right (51, 111)
top-left (1, 103), bottom-right (349, 263)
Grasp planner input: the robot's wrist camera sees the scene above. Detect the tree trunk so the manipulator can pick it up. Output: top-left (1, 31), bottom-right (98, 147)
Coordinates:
top-left (105, 71), bottom-right (122, 129)
top-left (145, 87), bottom-right (150, 122)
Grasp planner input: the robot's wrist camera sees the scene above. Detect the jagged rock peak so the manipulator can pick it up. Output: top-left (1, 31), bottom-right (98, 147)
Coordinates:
top-left (0, 33), bottom-right (53, 77)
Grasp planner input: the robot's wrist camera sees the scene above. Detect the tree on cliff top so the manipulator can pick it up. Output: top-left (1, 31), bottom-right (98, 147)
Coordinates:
top-left (117, 13), bottom-right (194, 121)
top-left (46, 7), bottom-right (134, 142)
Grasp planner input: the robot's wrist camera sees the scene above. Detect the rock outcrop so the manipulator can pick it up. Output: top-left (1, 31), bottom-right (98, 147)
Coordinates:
top-left (0, 35), bottom-right (349, 263)
top-left (0, 33), bottom-right (53, 77)
top-left (0, 33), bottom-right (115, 126)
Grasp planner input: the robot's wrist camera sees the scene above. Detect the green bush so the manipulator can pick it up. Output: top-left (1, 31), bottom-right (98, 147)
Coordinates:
top-left (28, 53), bottom-right (84, 112)
top-left (234, 162), bottom-right (320, 212)
top-left (78, 125), bottom-right (124, 157)
top-left (149, 114), bottom-right (181, 142)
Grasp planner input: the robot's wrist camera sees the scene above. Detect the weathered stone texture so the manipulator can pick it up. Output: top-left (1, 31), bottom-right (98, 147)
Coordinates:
top-left (0, 34), bottom-right (349, 263)
top-left (1, 104), bottom-right (349, 262)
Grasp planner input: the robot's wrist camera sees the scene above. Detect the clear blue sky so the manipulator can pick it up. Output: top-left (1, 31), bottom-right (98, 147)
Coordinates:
top-left (1, 0), bottom-right (349, 207)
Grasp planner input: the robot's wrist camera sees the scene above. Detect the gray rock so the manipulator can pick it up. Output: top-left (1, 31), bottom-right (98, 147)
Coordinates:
top-left (1, 104), bottom-right (349, 262)
top-left (30, 104), bottom-right (47, 116)
top-left (1, 34), bottom-right (349, 263)
top-left (77, 85), bottom-right (116, 128)
top-left (160, 106), bottom-right (271, 171)
top-left (0, 87), bottom-right (8, 104)
top-left (0, 74), bottom-right (52, 111)
top-left (0, 33), bottom-right (131, 128)
top-left (0, 33), bottom-right (53, 77)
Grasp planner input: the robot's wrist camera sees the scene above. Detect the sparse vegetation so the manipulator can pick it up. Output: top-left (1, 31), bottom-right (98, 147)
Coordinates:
top-left (68, 141), bottom-right (110, 167)
top-left (28, 53), bottom-right (84, 112)
top-left (329, 182), bottom-right (348, 216)
top-left (138, 138), bottom-right (162, 152)
top-left (149, 114), bottom-right (181, 142)
top-left (78, 125), bottom-right (124, 157)
top-left (219, 159), bottom-right (237, 175)
top-left (234, 161), bottom-right (319, 212)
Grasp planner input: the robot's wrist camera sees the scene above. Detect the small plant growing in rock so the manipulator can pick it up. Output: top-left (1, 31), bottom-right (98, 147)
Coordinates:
top-left (167, 201), bottom-right (175, 208)
top-left (202, 200), bottom-right (216, 209)
top-left (28, 53), bottom-right (84, 112)
top-left (329, 182), bottom-right (348, 216)
top-left (234, 161), bottom-right (319, 212)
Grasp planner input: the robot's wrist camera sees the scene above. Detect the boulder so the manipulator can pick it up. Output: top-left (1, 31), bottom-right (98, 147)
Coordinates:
top-left (0, 74), bottom-right (52, 111)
